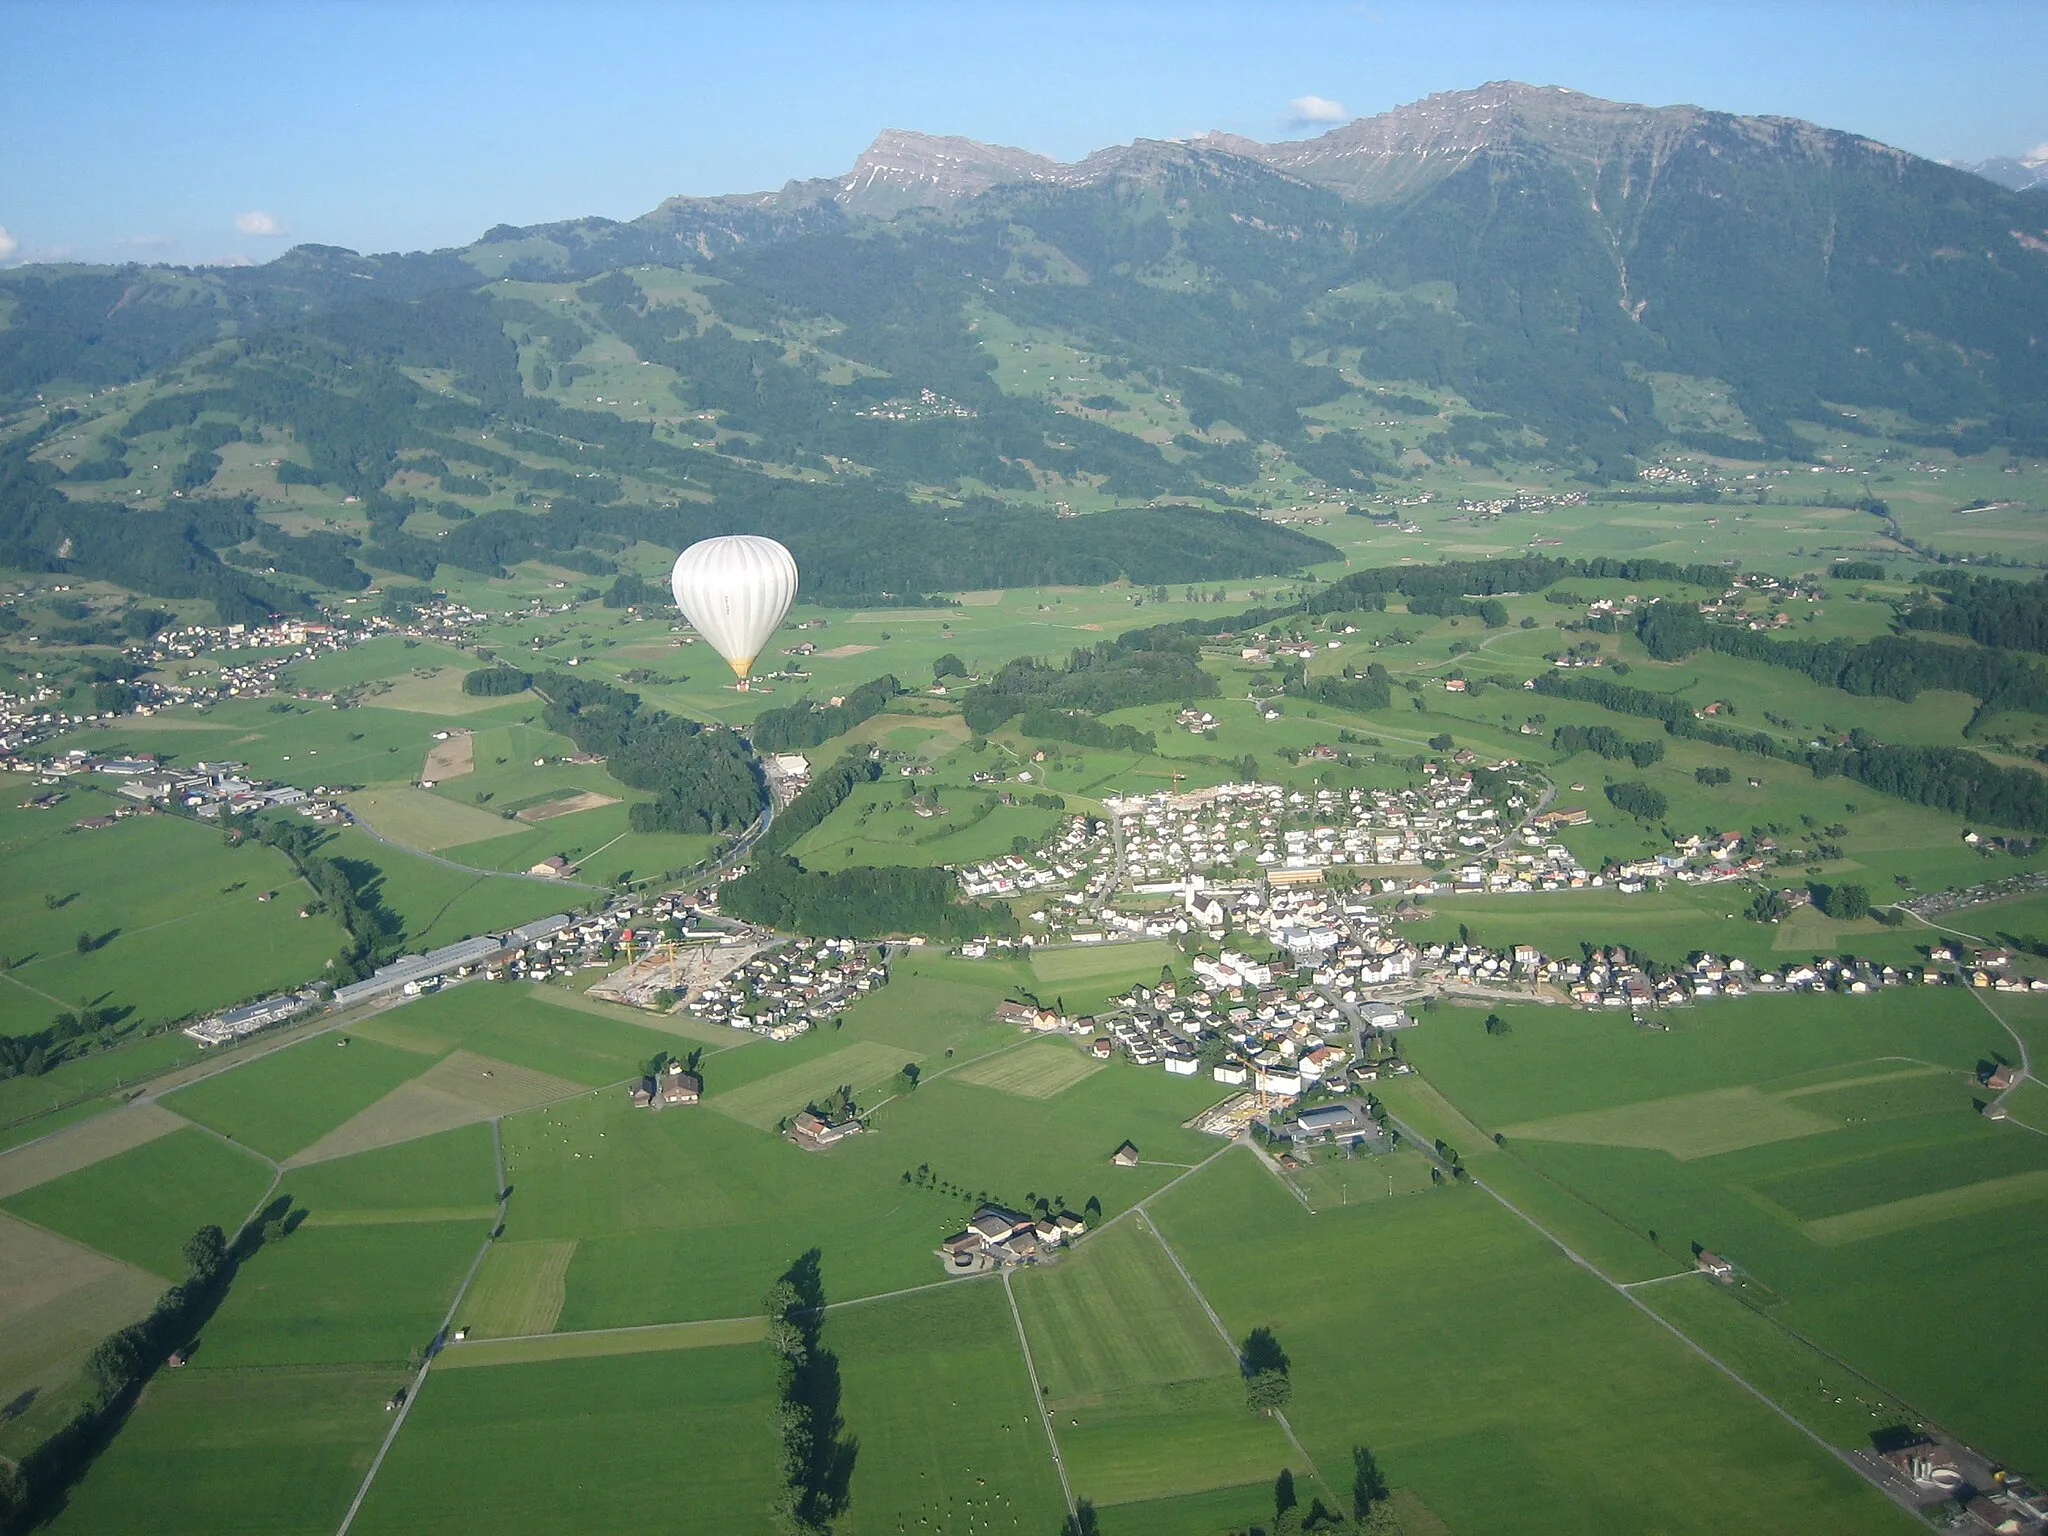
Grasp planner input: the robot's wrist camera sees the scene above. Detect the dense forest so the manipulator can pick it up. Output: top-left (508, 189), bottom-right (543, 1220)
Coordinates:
top-left (749, 675), bottom-right (903, 752)
top-left (961, 644), bottom-right (1218, 734)
top-left (1902, 573), bottom-right (2048, 656)
top-left (723, 855), bottom-right (1015, 940)
top-left (535, 671), bottom-right (764, 834)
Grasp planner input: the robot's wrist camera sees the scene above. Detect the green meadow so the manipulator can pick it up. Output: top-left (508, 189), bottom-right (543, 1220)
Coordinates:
top-left (1393, 985), bottom-right (2048, 1470)
top-left (1150, 1151), bottom-right (1915, 1536)
top-left (2, 1126), bottom-right (275, 1279)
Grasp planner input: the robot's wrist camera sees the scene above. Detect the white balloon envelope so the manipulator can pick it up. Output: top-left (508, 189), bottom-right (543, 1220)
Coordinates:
top-left (670, 535), bottom-right (799, 686)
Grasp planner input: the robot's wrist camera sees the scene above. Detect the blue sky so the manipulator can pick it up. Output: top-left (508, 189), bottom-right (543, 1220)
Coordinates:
top-left (2, 0), bottom-right (2044, 268)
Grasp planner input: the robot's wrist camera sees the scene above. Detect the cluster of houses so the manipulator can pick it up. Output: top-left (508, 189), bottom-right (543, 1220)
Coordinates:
top-left (958, 814), bottom-right (1117, 901)
top-left (1106, 778), bottom-right (1519, 884)
top-left (938, 1202), bottom-right (1089, 1273)
top-left (682, 937), bottom-right (884, 1039)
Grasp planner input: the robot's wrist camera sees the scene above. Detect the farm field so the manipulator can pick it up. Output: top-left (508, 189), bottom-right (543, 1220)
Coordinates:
top-left (162, 1033), bottom-right (431, 1160)
top-left (347, 1345), bottom-right (782, 1535)
top-left (41, 1365), bottom-right (411, 1536)
top-left (1149, 1151), bottom-right (1917, 1536)
top-left (0, 801), bottom-right (343, 1041)
top-left (1, 1125), bottom-right (275, 1279)
top-left (286, 1049), bottom-right (586, 1165)
top-left (828, 1281), bottom-right (1069, 1536)
top-left (1398, 985), bottom-right (2048, 1470)
top-left (950, 1040), bottom-right (1103, 1098)
top-left (1012, 1214), bottom-right (1302, 1509)
top-left (279, 1122), bottom-right (499, 1218)
top-left (194, 1217), bottom-right (486, 1368)
top-left (0, 1211), bottom-right (163, 1462)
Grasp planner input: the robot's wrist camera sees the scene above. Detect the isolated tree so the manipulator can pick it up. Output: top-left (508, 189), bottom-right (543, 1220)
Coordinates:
top-left (933, 653), bottom-right (967, 680)
top-left (1246, 1367), bottom-right (1294, 1415)
top-left (1058, 1501), bottom-right (1100, 1536)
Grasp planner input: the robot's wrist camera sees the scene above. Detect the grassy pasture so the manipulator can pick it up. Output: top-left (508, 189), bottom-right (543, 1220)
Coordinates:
top-left (344, 786), bottom-right (516, 850)
top-left (1502, 1085), bottom-right (1837, 1159)
top-left (950, 1041), bottom-right (1103, 1099)
top-left (196, 1218), bottom-right (485, 1368)
top-left (1402, 988), bottom-right (2004, 1131)
top-left (287, 1050), bottom-right (586, 1165)
top-left (0, 1211), bottom-right (163, 1460)
top-left (1031, 939), bottom-right (1176, 985)
top-left (318, 826), bottom-right (573, 951)
top-left (1150, 1152), bottom-right (1915, 1536)
top-left (1282, 1145), bottom-right (1438, 1211)
top-left (279, 1122), bottom-right (498, 1218)
top-left (2, 1126), bottom-right (274, 1279)
top-left (436, 1312), bottom-right (765, 1367)
top-left (1803, 1167), bottom-right (2048, 1243)
top-left (1013, 1215), bottom-right (1299, 1508)
top-left (829, 1281), bottom-right (1069, 1535)
top-left (1637, 1277), bottom-right (1917, 1450)
top-left (458, 1239), bottom-right (576, 1338)
top-left (43, 1365), bottom-right (410, 1536)
top-left (1015, 1218), bottom-right (1237, 1400)
top-left (348, 1345), bottom-right (781, 1536)
top-left (0, 801), bottom-right (342, 1041)
top-left (708, 1040), bottom-right (918, 1129)
top-left (163, 1033), bottom-right (429, 1160)
top-left (496, 1058), bottom-right (1222, 1330)
top-left (0, 1100), bottom-right (185, 1200)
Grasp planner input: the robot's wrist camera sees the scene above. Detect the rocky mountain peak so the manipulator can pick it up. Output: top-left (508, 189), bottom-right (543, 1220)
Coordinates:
top-left (836, 130), bottom-right (1063, 215)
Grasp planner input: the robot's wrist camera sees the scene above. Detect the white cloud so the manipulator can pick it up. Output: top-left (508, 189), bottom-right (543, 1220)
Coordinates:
top-left (234, 209), bottom-right (287, 237)
top-left (0, 226), bottom-right (17, 260)
top-left (2028, 142), bottom-right (2048, 165)
top-left (1287, 95), bottom-right (1350, 128)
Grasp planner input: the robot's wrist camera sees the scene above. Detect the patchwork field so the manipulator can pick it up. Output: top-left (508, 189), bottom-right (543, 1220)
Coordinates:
top-left (951, 1040), bottom-right (1103, 1098)
top-left (0, 1100), bottom-right (186, 1200)
top-left (164, 1033), bottom-right (430, 1161)
top-left (1, 1126), bottom-right (276, 1279)
top-left (1150, 1152), bottom-right (1916, 1536)
top-left (287, 1050), bottom-right (586, 1165)
top-left (1401, 986), bottom-right (2048, 1471)
top-left (1503, 1085), bottom-right (1837, 1159)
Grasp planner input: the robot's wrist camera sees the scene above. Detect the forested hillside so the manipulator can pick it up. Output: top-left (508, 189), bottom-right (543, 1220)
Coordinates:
top-left (3, 82), bottom-right (2046, 619)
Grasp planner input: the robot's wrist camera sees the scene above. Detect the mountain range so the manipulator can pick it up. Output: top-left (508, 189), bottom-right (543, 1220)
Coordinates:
top-left (3, 82), bottom-right (2047, 619)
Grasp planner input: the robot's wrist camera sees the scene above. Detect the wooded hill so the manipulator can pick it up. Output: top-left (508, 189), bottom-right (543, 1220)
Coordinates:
top-left (1, 84), bottom-right (2044, 617)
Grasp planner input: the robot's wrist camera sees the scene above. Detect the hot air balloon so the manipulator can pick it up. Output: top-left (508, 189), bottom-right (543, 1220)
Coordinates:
top-left (669, 535), bottom-right (799, 689)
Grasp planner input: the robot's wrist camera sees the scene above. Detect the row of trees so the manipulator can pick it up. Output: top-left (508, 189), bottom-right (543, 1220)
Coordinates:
top-left (1535, 670), bottom-right (2048, 833)
top-left (762, 1252), bottom-right (853, 1536)
top-left (0, 1209), bottom-right (296, 1525)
